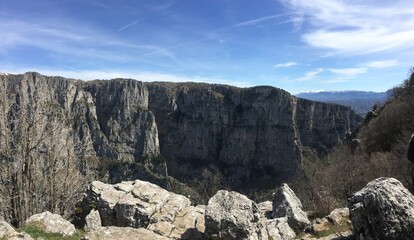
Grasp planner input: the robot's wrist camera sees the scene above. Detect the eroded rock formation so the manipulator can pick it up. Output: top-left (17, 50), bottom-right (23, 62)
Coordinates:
top-left (0, 72), bottom-right (361, 189)
top-left (408, 134), bottom-right (414, 162)
top-left (272, 183), bottom-right (310, 232)
top-left (25, 211), bottom-right (76, 236)
top-left (348, 177), bottom-right (414, 240)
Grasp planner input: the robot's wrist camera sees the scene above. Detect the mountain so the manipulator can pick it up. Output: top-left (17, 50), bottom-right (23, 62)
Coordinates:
top-left (296, 90), bottom-right (391, 116)
top-left (0, 72), bottom-right (362, 194)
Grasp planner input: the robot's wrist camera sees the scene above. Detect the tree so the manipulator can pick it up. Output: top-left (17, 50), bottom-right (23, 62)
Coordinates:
top-left (0, 75), bottom-right (91, 227)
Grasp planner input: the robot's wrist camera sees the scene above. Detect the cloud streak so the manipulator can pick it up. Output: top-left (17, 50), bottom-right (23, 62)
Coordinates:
top-left (327, 67), bottom-right (367, 77)
top-left (298, 68), bottom-right (323, 81)
top-left (280, 0), bottom-right (414, 55)
top-left (365, 60), bottom-right (398, 69)
top-left (233, 13), bottom-right (288, 27)
top-left (274, 61), bottom-right (298, 68)
top-left (117, 20), bottom-right (139, 32)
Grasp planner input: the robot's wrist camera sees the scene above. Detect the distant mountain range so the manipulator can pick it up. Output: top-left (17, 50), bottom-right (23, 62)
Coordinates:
top-left (296, 90), bottom-right (392, 116)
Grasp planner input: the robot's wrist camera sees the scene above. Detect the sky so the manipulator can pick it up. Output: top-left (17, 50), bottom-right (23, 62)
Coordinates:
top-left (0, 0), bottom-right (413, 93)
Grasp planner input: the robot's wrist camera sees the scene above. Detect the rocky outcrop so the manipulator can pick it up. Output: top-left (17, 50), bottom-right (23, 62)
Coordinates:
top-left (83, 180), bottom-right (191, 228)
top-left (0, 72), bottom-right (167, 186)
top-left (1, 72), bottom-right (360, 190)
top-left (84, 226), bottom-right (171, 240)
top-left (272, 183), bottom-right (310, 232)
top-left (309, 208), bottom-right (351, 240)
top-left (257, 217), bottom-right (296, 240)
top-left (82, 180), bottom-right (306, 239)
top-left (25, 211), bottom-right (76, 236)
top-left (408, 134), bottom-right (414, 162)
top-left (84, 209), bottom-right (102, 231)
top-left (348, 177), bottom-right (414, 240)
top-left (147, 82), bottom-right (360, 188)
top-left (205, 189), bottom-right (298, 240)
top-left (205, 190), bottom-right (260, 239)
top-left (0, 221), bottom-right (33, 240)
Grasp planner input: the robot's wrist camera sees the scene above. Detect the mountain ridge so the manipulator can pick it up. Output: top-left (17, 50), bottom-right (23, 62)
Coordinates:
top-left (0, 72), bottom-right (362, 194)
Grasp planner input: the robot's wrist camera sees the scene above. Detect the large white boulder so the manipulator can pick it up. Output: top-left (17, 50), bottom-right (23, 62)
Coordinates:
top-left (349, 177), bottom-right (414, 240)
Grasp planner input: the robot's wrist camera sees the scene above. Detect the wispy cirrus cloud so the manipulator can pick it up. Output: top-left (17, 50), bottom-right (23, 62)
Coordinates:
top-left (116, 20), bottom-right (139, 32)
top-left (364, 60), bottom-right (398, 69)
top-left (233, 13), bottom-right (288, 27)
top-left (274, 61), bottom-right (298, 68)
top-left (298, 68), bottom-right (323, 81)
top-left (0, 18), bottom-right (175, 62)
top-left (327, 67), bottom-right (367, 77)
top-left (280, 0), bottom-right (414, 55)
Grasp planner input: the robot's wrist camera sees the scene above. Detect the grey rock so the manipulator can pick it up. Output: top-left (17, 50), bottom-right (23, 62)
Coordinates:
top-left (85, 180), bottom-right (191, 228)
top-left (0, 221), bottom-right (33, 240)
top-left (25, 211), bottom-right (76, 236)
top-left (84, 226), bottom-right (171, 240)
top-left (311, 208), bottom-right (351, 238)
top-left (257, 201), bottom-right (273, 219)
top-left (84, 209), bottom-right (101, 231)
top-left (272, 183), bottom-right (310, 232)
top-left (147, 82), bottom-right (360, 188)
top-left (0, 72), bottom-right (166, 186)
top-left (327, 208), bottom-right (349, 226)
top-left (408, 134), bottom-right (414, 162)
top-left (257, 217), bottom-right (296, 240)
top-left (149, 205), bottom-right (205, 239)
top-left (0, 72), bottom-right (360, 193)
top-left (348, 177), bottom-right (414, 240)
top-left (169, 205), bottom-right (205, 240)
top-left (301, 231), bottom-right (353, 240)
top-left (205, 190), bottom-right (259, 240)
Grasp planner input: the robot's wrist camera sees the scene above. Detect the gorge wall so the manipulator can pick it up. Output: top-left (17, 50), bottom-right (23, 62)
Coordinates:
top-left (0, 72), bottom-right (361, 189)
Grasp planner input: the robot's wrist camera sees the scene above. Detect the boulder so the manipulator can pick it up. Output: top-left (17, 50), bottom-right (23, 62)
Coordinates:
top-left (301, 231), bottom-right (353, 240)
top-left (85, 180), bottom-right (191, 228)
top-left (326, 208), bottom-right (349, 226)
top-left (272, 183), bottom-right (310, 232)
top-left (25, 211), bottom-right (76, 236)
top-left (205, 190), bottom-right (259, 240)
top-left (0, 221), bottom-right (33, 240)
top-left (348, 177), bottom-right (414, 240)
top-left (257, 217), bottom-right (296, 240)
top-left (168, 205), bottom-right (205, 240)
top-left (310, 208), bottom-right (351, 238)
top-left (257, 201), bottom-right (272, 219)
top-left (408, 134), bottom-right (414, 162)
top-left (84, 209), bottom-right (102, 231)
top-left (84, 226), bottom-right (171, 240)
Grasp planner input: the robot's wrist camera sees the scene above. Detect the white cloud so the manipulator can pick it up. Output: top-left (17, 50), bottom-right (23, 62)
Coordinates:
top-left (233, 14), bottom-right (287, 27)
top-left (327, 67), bottom-right (367, 77)
top-left (274, 61), bottom-right (298, 68)
top-left (0, 19), bottom-right (175, 62)
top-left (280, 0), bottom-right (414, 55)
top-left (365, 60), bottom-right (398, 69)
top-left (298, 68), bottom-right (323, 81)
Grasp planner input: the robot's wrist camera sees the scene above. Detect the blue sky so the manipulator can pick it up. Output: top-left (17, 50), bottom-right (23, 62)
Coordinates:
top-left (0, 0), bottom-right (413, 93)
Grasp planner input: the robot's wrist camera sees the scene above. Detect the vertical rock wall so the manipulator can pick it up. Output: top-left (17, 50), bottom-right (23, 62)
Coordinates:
top-left (1, 72), bottom-right (361, 188)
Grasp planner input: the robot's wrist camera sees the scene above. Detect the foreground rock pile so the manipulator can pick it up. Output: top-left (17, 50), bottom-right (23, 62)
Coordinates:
top-left (76, 179), bottom-right (309, 239)
top-left (3, 177), bottom-right (414, 239)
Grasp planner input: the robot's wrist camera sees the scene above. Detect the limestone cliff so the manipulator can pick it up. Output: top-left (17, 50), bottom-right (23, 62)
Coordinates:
top-left (0, 72), bottom-right (361, 189)
top-left (146, 82), bottom-right (361, 188)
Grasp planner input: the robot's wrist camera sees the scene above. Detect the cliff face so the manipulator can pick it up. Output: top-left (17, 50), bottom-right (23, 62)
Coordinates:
top-left (146, 82), bottom-right (361, 188)
top-left (0, 72), bottom-right (361, 188)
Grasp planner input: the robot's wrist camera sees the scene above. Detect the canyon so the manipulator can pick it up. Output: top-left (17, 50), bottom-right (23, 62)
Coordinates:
top-left (0, 72), bottom-right (361, 191)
